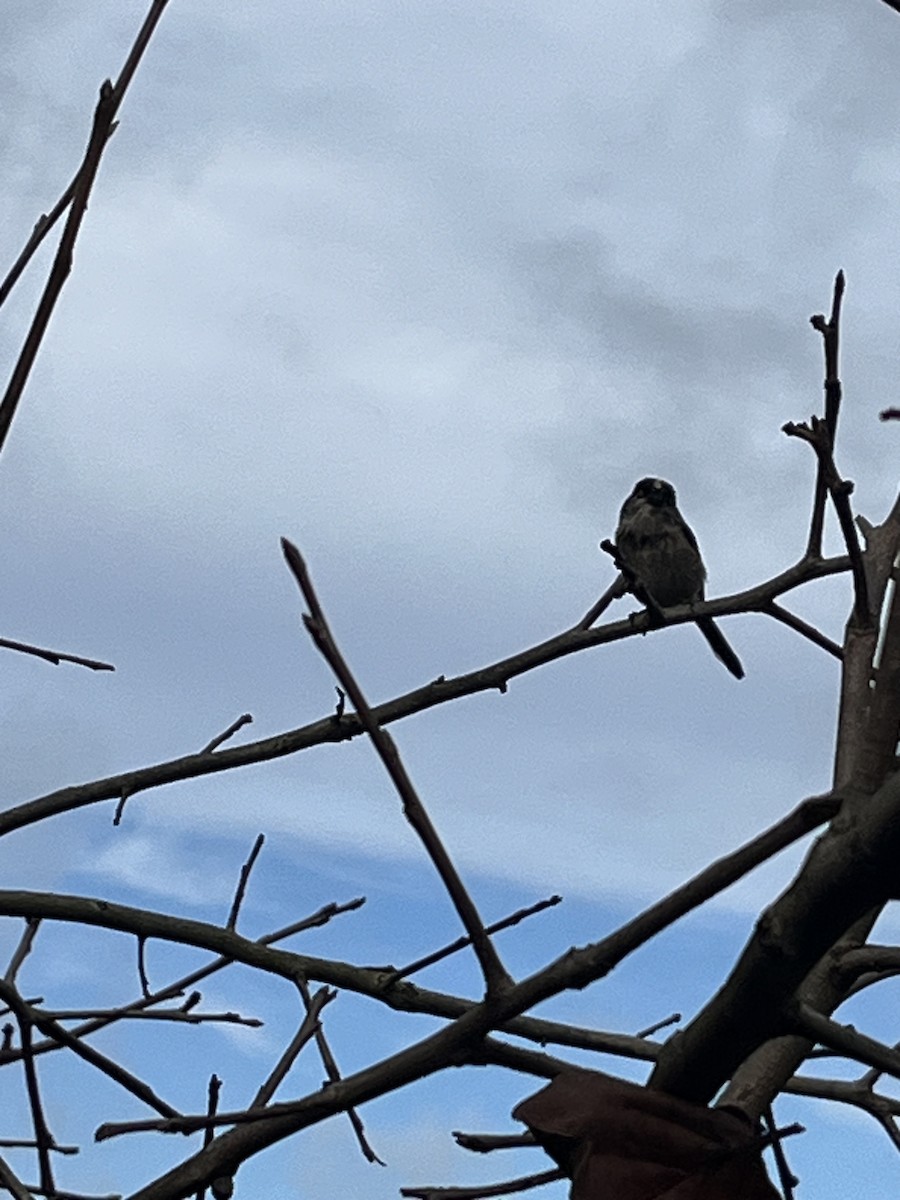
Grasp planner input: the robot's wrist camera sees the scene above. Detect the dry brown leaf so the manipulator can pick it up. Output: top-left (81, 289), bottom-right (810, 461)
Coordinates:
top-left (513, 1069), bottom-right (782, 1199)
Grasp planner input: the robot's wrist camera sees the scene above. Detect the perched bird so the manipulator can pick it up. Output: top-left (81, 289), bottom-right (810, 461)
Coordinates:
top-left (615, 477), bottom-right (744, 679)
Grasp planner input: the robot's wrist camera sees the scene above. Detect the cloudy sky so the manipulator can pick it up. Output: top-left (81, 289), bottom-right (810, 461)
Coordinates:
top-left (1, 1), bottom-right (899, 1196)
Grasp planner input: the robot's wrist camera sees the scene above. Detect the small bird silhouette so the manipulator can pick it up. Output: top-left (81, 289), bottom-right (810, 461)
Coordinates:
top-left (615, 477), bottom-right (744, 679)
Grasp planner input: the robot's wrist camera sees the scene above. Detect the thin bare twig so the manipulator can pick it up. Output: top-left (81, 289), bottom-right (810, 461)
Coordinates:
top-left (806, 270), bottom-right (845, 558)
top-left (384, 896), bottom-right (562, 985)
top-left (226, 834), bottom-right (265, 930)
top-left (0, 1140), bottom-right (76, 1155)
top-left (282, 537), bottom-right (512, 997)
top-left (0, 981), bottom-right (179, 1121)
top-left (783, 417), bottom-right (870, 626)
top-left (453, 1133), bottom-right (536, 1154)
top-left (196, 1075), bottom-right (221, 1200)
top-left (137, 936), bottom-right (151, 998)
top-left (0, 0), bottom-right (173, 457)
top-left (251, 987), bottom-right (334, 1107)
top-left (763, 602), bottom-right (843, 659)
top-left (201, 714), bottom-right (253, 755)
top-left (0, 176), bottom-right (80, 311)
top-left (794, 1003), bottom-right (900, 1081)
top-left (635, 1012), bottom-right (681, 1039)
top-left (0, 637), bottom-right (114, 672)
top-left (3, 899), bottom-right (364, 1069)
top-left (13, 1009), bottom-right (55, 1196)
top-left (0, 1153), bottom-right (36, 1200)
top-left (763, 1106), bottom-right (798, 1200)
top-left (294, 974), bottom-right (385, 1165)
top-left (578, 573), bottom-right (628, 629)
top-left (12, 1189), bottom-right (120, 1200)
top-left (400, 1167), bottom-right (564, 1199)
top-left (44, 1007), bottom-right (261, 1028)
top-left (5, 920), bottom-right (40, 983)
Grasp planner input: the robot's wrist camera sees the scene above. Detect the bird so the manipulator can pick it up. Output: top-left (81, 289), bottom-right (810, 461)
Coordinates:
top-left (615, 477), bottom-right (744, 679)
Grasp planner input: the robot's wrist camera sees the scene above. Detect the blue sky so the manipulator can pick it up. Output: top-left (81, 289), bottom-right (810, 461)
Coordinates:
top-left (1, 1), bottom-right (899, 1196)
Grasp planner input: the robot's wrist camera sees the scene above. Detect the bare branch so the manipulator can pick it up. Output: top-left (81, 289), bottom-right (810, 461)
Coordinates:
top-left (226, 834), bottom-right (265, 930)
top-left (806, 269), bottom-right (845, 558)
top-left (5, 920), bottom-right (40, 983)
top-left (0, 0), bottom-right (173, 457)
top-left (0, 637), bottom-right (114, 672)
top-left (794, 1003), bottom-right (900, 1081)
top-left (200, 715), bottom-right (253, 756)
top-left (763, 1105), bottom-right (798, 1200)
top-left (251, 987), bottom-right (333, 1108)
top-left (636, 1012), bottom-right (681, 1039)
top-left (578, 573), bottom-right (627, 629)
top-left (12, 1004), bottom-right (55, 1196)
top-left (400, 1167), bottom-right (565, 1199)
top-left (0, 553), bottom-right (850, 841)
top-left (195, 1074), bottom-right (221, 1200)
top-left (384, 896), bottom-right (562, 985)
top-left (783, 417), bottom-right (869, 626)
top-left (282, 538), bottom-right (512, 997)
top-left (453, 1133), bottom-right (537, 1154)
top-left (0, 1153), bottom-right (37, 1200)
top-left (0, 981), bottom-right (180, 1121)
top-left (763, 603), bottom-right (843, 659)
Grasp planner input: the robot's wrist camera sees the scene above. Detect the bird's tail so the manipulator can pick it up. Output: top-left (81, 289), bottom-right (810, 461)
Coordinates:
top-left (697, 616), bottom-right (744, 679)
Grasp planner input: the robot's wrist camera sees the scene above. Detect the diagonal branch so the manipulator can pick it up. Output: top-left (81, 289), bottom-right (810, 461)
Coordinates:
top-left (0, 0), bottom-right (173, 458)
top-left (783, 417), bottom-right (869, 626)
top-left (281, 537), bottom-right (512, 997)
top-left (806, 269), bottom-right (845, 558)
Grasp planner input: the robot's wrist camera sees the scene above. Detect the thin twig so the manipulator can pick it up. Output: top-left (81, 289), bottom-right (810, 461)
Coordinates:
top-left (635, 1012), bottom-right (681, 1039)
top-left (0, 637), bottom-right (114, 672)
top-left (783, 418), bottom-right (870, 626)
top-left (5, 919), bottom-right (40, 983)
top-left (281, 538), bottom-right (511, 997)
top-left (226, 834), bottom-right (265, 930)
top-left (453, 1133), bottom-right (536, 1154)
top-left (0, 0), bottom-right (173, 457)
top-left (0, 1140), bottom-right (76, 1155)
top-left (763, 1106), bottom-right (798, 1200)
top-left (578, 573), bottom-right (628, 629)
top-left (19, 1189), bottom-right (121, 1200)
top-left (44, 1008), bottom-right (261, 1028)
top-left (400, 1167), bottom-right (564, 1199)
top-left (0, 177), bottom-right (80, 311)
top-left (201, 715), bottom-right (253, 756)
top-left (384, 896), bottom-right (562, 985)
top-left (0, 1153), bottom-right (36, 1200)
top-left (137, 936), bottom-right (151, 998)
top-left (806, 270), bottom-right (845, 558)
top-left (295, 976), bottom-right (385, 1165)
top-left (195, 1075), bottom-right (221, 1200)
top-left (14, 1009), bottom-right (55, 1196)
top-left (251, 987), bottom-right (334, 1107)
top-left (763, 602), bottom-right (843, 659)
top-left (0, 981), bottom-right (179, 1120)
top-left (4, 899), bottom-right (364, 1067)
top-left (794, 1003), bottom-right (900, 1081)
